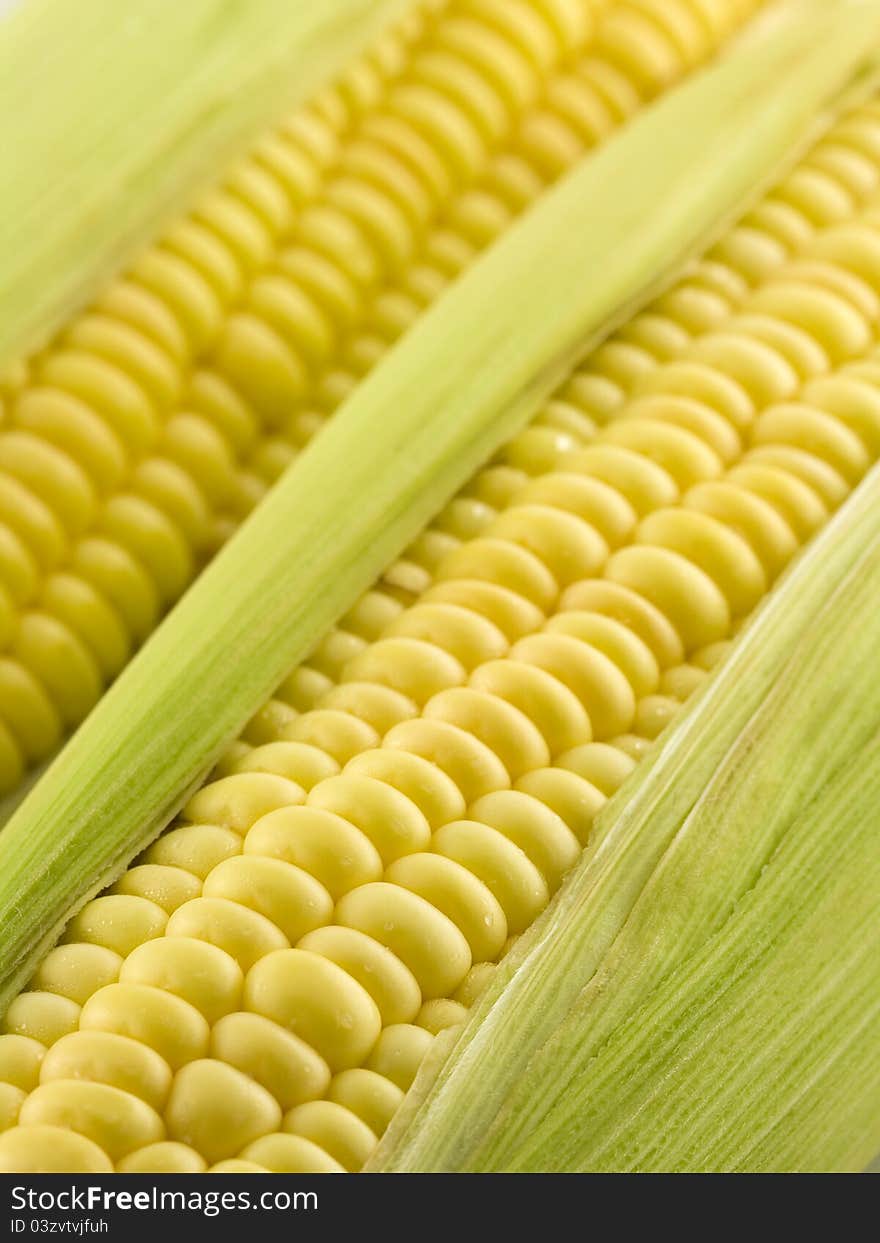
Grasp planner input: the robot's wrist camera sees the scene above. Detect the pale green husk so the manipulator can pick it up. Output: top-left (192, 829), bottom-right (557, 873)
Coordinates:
top-left (0, 0), bottom-right (878, 1018)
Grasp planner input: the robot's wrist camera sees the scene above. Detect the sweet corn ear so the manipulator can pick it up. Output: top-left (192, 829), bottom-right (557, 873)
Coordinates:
top-left (3, 0), bottom-right (880, 1172)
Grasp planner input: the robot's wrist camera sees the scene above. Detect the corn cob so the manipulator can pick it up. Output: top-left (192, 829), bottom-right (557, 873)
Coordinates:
top-left (0, 0), bottom-right (771, 801)
top-left (3, 30), bottom-right (880, 1171)
top-left (376, 449), bottom-right (880, 1173)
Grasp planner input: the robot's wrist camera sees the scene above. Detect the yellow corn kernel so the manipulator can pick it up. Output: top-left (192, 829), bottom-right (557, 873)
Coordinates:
top-left (243, 949), bottom-right (382, 1071)
top-left (39, 1033), bottom-right (171, 1113)
top-left (164, 1060), bottom-right (281, 1164)
top-left (18, 1081), bottom-right (164, 1162)
top-left (117, 1142), bottom-right (207, 1173)
top-left (0, 1035), bottom-right (44, 1093)
top-left (240, 1132), bottom-right (344, 1173)
top-left (0, 1126), bottom-right (113, 1173)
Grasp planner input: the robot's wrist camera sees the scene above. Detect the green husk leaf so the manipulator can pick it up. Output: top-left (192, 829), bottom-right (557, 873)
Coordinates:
top-left (0, 0), bottom-right (413, 367)
top-left (373, 460), bottom-right (880, 1174)
top-left (1, 0), bottom-right (878, 1012)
